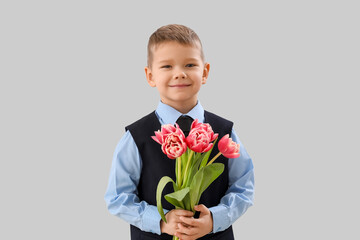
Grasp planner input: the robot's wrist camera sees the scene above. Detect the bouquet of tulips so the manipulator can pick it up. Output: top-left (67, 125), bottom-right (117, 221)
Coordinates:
top-left (152, 119), bottom-right (240, 238)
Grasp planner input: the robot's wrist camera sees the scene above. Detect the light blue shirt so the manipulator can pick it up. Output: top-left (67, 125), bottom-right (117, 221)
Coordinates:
top-left (104, 101), bottom-right (254, 235)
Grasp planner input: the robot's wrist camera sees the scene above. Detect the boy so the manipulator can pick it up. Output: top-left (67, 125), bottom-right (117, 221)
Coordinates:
top-left (105, 24), bottom-right (254, 240)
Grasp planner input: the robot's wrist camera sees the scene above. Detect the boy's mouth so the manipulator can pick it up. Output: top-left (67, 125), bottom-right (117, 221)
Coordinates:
top-left (169, 84), bottom-right (191, 88)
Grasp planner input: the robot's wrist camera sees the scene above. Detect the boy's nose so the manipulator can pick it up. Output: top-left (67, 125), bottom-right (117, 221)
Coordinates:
top-left (174, 71), bottom-right (186, 79)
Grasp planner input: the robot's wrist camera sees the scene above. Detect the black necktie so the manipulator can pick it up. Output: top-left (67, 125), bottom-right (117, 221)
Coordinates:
top-left (176, 115), bottom-right (193, 137)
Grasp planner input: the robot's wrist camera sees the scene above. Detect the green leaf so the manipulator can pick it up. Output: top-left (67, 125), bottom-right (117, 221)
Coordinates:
top-left (189, 163), bottom-right (224, 210)
top-left (184, 153), bottom-right (204, 188)
top-left (164, 187), bottom-right (190, 209)
top-left (156, 176), bottom-right (175, 223)
top-left (199, 138), bottom-right (218, 169)
top-left (181, 150), bottom-right (196, 188)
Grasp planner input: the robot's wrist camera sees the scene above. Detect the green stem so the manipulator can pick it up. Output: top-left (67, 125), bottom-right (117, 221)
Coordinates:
top-left (181, 150), bottom-right (194, 188)
top-left (177, 157), bottom-right (182, 188)
top-left (206, 152), bottom-right (222, 166)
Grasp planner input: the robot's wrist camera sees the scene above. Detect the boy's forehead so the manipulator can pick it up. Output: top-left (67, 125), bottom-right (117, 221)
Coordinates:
top-left (151, 41), bottom-right (202, 58)
top-left (152, 40), bottom-right (201, 50)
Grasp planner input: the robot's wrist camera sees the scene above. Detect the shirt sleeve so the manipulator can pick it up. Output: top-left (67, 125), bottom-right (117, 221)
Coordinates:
top-left (104, 131), bottom-right (163, 235)
top-left (209, 128), bottom-right (255, 233)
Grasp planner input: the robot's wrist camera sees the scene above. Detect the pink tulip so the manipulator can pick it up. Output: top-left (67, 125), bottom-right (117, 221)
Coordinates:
top-left (152, 124), bottom-right (187, 159)
top-left (218, 134), bottom-right (241, 158)
top-left (161, 133), bottom-right (187, 159)
top-left (190, 119), bottom-right (218, 142)
top-left (152, 124), bottom-right (185, 145)
top-left (186, 128), bottom-right (213, 153)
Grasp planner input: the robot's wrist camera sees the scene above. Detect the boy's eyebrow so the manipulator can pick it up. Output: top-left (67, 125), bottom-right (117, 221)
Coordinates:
top-left (157, 59), bottom-right (172, 64)
top-left (184, 57), bottom-right (201, 62)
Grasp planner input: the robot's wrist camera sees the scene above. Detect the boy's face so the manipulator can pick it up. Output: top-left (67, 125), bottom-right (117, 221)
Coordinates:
top-left (145, 41), bottom-right (209, 112)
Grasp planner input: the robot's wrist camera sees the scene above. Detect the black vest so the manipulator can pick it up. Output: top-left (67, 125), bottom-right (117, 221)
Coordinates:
top-left (126, 111), bottom-right (234, 240)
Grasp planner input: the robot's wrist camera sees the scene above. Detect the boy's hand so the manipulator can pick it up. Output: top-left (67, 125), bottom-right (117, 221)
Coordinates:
top-left (160, 209), bottom-right (194, 236)
top-left (175, 204), bottom-right (213, 240)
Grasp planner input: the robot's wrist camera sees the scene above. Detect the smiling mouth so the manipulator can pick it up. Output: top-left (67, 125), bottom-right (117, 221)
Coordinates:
top-left (170, 84), bottom-right (191, 88)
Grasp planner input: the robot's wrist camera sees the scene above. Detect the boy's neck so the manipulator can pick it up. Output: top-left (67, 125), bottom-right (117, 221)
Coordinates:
top-left (162, 100), bottom-right (197, 114)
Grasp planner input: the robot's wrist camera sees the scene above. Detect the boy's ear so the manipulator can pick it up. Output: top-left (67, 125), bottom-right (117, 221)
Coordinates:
top-left (145, 67), bottom-right (156, 87)
top-left (202, 63), bottom-right (210, 84)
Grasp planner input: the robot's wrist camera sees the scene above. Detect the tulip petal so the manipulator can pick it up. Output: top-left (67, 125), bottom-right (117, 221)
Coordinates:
top-left (190, 119), bottom-right (199, 129)
top-left (212, 133), bottom-right (219, 142)
top-left (155, 131), bottom-right (164, 143)
top-left (152, 135), bottom-right (161, 145)
top-left (223, 152), bottom-right (241, 159)
top-left (218, 134), bottom-right (240, 159)
top-left (203, 143), bottom-right (213, 153)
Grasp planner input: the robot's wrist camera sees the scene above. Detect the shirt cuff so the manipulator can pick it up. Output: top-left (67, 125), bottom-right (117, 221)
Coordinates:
top-left (142, 205), bottom-right (163, 235)
top-left (209, 205), bottom-right (230, 233)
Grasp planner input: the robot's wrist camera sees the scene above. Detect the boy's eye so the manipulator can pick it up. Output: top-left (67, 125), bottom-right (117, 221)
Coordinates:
top-left (161, 65), bottom-right (171, 69)
top-left (186, 64), bottom-right (196, 67)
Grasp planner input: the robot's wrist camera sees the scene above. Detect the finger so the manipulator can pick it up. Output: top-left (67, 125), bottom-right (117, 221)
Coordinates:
top-left (179, 216), bottom-right (197, 226)
top-left (174, 209), bottom-right (194, 217)
top-left (177, 223), bottom-right (197, 236)
top-left (175, 231), bottom-right (197, 240)
top-left (178, 221), bottom-right (191, 228)
top-left (194, 204), bottom-right (209, 214)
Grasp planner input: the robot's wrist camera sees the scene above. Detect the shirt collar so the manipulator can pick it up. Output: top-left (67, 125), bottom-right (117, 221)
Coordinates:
top-left (155, 101), bottom-right (205, 125)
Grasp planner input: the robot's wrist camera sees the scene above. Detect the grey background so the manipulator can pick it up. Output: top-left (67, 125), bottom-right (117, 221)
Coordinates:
top-left (1, 0), bottom-right (359, 239)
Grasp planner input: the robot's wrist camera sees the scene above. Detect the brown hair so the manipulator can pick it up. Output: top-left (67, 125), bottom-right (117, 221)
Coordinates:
top-left (147, 24), bottom-right (204, 67)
